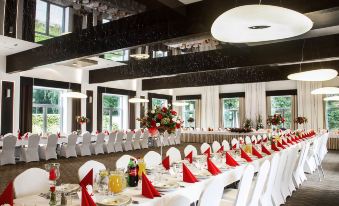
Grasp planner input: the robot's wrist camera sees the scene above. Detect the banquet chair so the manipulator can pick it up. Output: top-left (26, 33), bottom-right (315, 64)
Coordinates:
top-left (260, 153), bottom-right (280, 206)
top-left (39, 134), bottom-right (58, 160)
top-left (200, 143), bottom-right (211, 154)
top-left (60, 134), bottom-right (78, 158)
top-left (245, 136), bottom-right (251, 145)
top-left (132, 130), bottom-right (142, 150)
top-left (91, 133), bottom-right (105, 155)
top-left (123, 131), bottom-right (134, 151)
top-left (14, 168), bottom-right (49, 198)
top-left (220, 164), bottom-right (255, 206)
top-left (114, 131), bottom-right (124, 152)
top-left (198, 175), bottom-right (225, 206)
top-left (319, 133), bottom-right (329, 161)
top-left (272, 149), bottom-right (288, 206)
top-left (116, 155), bottom-right (136, 171)
top-left (184, 145), bottom-right (198, 157)
top-left (140, 130), bottom-right (149, 149)
top-left (166, 147), bottom-right (182, 164)
top-left (167, 195), bottom-right (191, 206)
top-left (0, 134), bottom-right (17, 165)
top-left (168, 133), bottom-right (176, 145)
top-left (251, 135), bottom-right (257, 144)
top-left (162, 131), bottom-right (170, 146)
top-left (263, 134), bottom-right (268, 142)
top-left (293, 142), bottom-right (310, 188)
top-left (19, 134), bottom-right (40, 163)
top-left (78, 160), bottom-right (106, 183)
top-left (104, 132), bottom-right (116, 154)
top-left (221, 140), bottom-right (230, 151)
top-left (76, 132), bottom-right (92, 156)
top-left (212, 141), bottom-right (221, 153)
top-left (174, 130), bottom-right (181, 145)
top-left (143, 151), bottom-right (162, 169)
top-left (257, 135), bottom-right (262, 143)
top-left (281, 146), bottom-right (299, 200)
top-left (231, 138), bottom-right (239, 149)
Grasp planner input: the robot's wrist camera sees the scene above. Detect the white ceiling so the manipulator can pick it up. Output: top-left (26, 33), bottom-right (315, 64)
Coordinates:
top-left (178, 0), bottom-right (203, 5)
top-left (0, 35), bottom-right (41, 56)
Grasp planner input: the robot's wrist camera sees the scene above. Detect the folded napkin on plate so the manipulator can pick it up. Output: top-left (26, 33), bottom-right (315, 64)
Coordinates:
top-left (252, 140), bottom-right (256, 144)
top-left (162, 156), bottom-right (170, 170)
top-left (287, 139), bottom-right (294, 145)
top-left (263, 138), bottom-right (268, 143)
top-left (17, 131), bottom-right (21, 140)
top-left (24, 133), bottom-right (29, 139)
top-left (142, 173), bottom-right (161, 199)
top-left (271, 143), bottom-right (280, 151)
top-left (257, 139), bottom-right (262, 144)
top-left (207, 158), bottom-right (221, 175)
top-left (226, 152), bottom-right (239, 167)
top-left (203, 147), bottom-right (211, 158)
top-left (185, 151), bottom-right (193, 164)
top-left (261, 145), bottom-right (271, 155)
top-left (231, 143), bottom-right (237, 150)
top-left (277, 141), bottom-right (286, 149)
top-left (252, 146), bottom-right (263, 158)
top-left (0, 181), bottom-right (13, 206)
top-left (217, 146), bottom-right (224, 153)
top-left (79, 169), bottom-right (93, 188)
top-left (240, 148), bottom-right (253, 162)
top-left (81, 186), bottom-right (96, 206)
top-left (57, 132), bottom-right (61, 138)
top-left (182, 163), bottom-right (198, 183)
top-left (282, 139), bottom-right (288, 146)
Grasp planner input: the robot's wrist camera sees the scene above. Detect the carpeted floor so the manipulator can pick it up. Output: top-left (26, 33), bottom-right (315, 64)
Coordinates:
top-left (1, 144), bottom-right (338, 205)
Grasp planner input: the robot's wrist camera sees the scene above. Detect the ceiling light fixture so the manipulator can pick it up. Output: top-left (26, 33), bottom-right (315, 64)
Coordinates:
top-left (129, 97), bottom-right (149, 103)
top-left (288, 69), bottom-right (338, 81)
top-left (130, 53), bottom-right (150, 60)
top-left (211, 4), bottom-right (313, 43)
top-left (172, 102), bottom-right (189, 107)
top-left (323, 96), bottom-right (339, 101)
top-left (311, 87), bottom-right (339, 95)
top-left (62, 91), bottom-right (87, 99)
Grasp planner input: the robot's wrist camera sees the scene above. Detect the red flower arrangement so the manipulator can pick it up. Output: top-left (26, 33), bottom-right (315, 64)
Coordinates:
top-left (267, 113), bottom-right (285, 126)
top-left (76, 116), bottom-right (89, 124)
top-left (137, 106), bottom-right (182, 136)
top-left (295, 117), bottom-right (308, 124)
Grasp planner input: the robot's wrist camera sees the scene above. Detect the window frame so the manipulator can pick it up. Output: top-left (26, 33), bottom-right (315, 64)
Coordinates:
top-left (182, 100), bottom-right (197, 128)
top-left (222, 97), bottom-right (240, 128)
top-left (325, 95), bottom-right (339, 131)
top-left (102, 93), bottom-right (124, 131)
top-left (270, 95), bottom-right (293, 129)
top-left (152, 98), bottom-right (168, 110)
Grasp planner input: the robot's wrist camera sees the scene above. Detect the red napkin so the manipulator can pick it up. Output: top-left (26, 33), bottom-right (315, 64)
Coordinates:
top-left (203, 147), bottom-right (211, 158)
top-left (252, 140), bottom-right (256, 144)
top-left (81, 186), bottom-right (96, 206)
top-left (142, 173), bottom-right (161, 199)
top-left (0, 181), bottom-right (13, 206)
top-left (263, 138), bottom-right (268, 143)
top-left (252, 146), bottom-right (263, 158)
top-left (277, 141), bottom-right (286, 149)
top-left (49, 168), bottom-right (57, 181)
top-left (79, 169), bottom-right (93, 188)
top-left (287, 138), bottom-right (294, 145)
top-left (282, 139), bottom-right (288, 146)
top-left (24, 132), bottom-right (29, 139)
top-left (217, 145), bottom-right (224, 153)
top-left (261, 144), bottom-right (271, 155)
top-left (207, 158), bottom-right (221, 175)
top-left (162, 156), bottom-right (170, 170)
top-left (185, 151), bottom-right (193, 163)
top-left (271, 143), bottom-right (280, 151)
top-left (182, 163), bottom-right (198, 183)
top-left (57, 132), bottom-right (61, 138)
top-left (257, 139), bottom-right (262, 144)
top-left (231, 143), bottom-right (237, 150)
top-left (226, 152), bottom-right (239, 167)
top-left (240, 148), bottom-right (253, 162)
top-left (17, 130), bottom-right (21, 140)
top-left (95, 130), bottom-right (99, 135)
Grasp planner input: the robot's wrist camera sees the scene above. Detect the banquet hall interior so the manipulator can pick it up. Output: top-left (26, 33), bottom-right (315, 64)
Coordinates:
top-left (0, 0), bottom-right (338, 205)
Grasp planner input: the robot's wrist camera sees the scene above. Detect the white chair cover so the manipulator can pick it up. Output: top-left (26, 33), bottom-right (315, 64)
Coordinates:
top-left (231, 138), bottom-right (239, 149)
top-left (222, 140), bottom-right (231, 151)
top-left (198, 175), bottom-right (225, 206)
top-left (167, 195), bottom-right (191, 206)
top-left (91, 133), bottom-right (105, 155)
top-left (212, 141), bottom-right (221, 153)
top-left (174, 130), bottom-right (181, 145)
top-left (166, 147), bottom-right (182, 164)
top-left (104, 132), bottom-right (116, 154)
top-left (272, 149), bottom-right (288, 206)
top-left (76, 132), bottom-right (92, 156)
top-left (114, 131), bottom-right (124, 152)
top-left (39, 134), bottom-right (58, 160)
top-left (251, 135), bottom-right (257, 144)
top-left (140, 130), bottom-right (149, 149)
top-left (14, 168), bottom-right (49, 198)
top-left (123, 131), bottom-right (134, 151)
top-left (132, 130), bottom-right (142, 150)
top-left (60, 134), bottom-right (77, 158)
top-left (20, 134), bottom-right (40, 162)
top-left (184, 145), bottom-right (198, 157)
top-left (248, 160), bottom-right (270, 206)
top-left (281, 146), bottom-right (299, 200)
top-left (0, 135), bottom-right (16, 165)
top-left (143, 151), bottom-right (162, 169)
top-left (116, 155), bottom-right (136, 171)
top-left (200, 143), bottom-right (211, 154)
top-left (244, 136), bottom-right (251, 145)
top-left (78, 160), bottom-right (106, 183)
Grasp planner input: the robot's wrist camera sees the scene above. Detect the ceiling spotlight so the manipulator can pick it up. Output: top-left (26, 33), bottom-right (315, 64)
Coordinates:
top-left (311, 87), bottom-right (339, 95)
top-left (324, 96), bottom-right (339, 101)
top-left (287, 69), bottom-right (338, 81)
top-left (129, 97), bottom-right (149, 103)
top-left (211, 5), bottom-right (313, 43)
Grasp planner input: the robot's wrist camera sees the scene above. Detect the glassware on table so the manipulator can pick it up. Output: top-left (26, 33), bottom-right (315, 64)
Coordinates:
top-left (45, 163), bottom-right (60, 206)
top-left (96, 169), bottom-right (109, 194)
top-left (109, 170), bottom-right (125, 194)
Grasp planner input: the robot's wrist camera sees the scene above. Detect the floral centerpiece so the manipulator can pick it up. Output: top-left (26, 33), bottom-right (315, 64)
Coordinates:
top-left (267, 114), bottom-right (285, 126)
top-left (294, 116), bottom-right (308, 124)
top-left (137, 106), bottom-right (182, 137)
top-left (76, 116), bottom-right (89, 124)
top-left (243, 119), bottom-right (253, 130)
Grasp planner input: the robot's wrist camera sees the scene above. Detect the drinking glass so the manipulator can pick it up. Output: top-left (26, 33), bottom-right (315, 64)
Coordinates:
top-left (109, 171), bottom-right (124, 194)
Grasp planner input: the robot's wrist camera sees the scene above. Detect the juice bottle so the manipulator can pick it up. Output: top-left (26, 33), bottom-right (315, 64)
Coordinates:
top-left (137, 158), bottom-right (146, 179)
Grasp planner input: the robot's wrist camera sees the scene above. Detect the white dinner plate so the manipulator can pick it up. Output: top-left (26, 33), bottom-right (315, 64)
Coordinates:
top-left (153, 181), bottom-right (180, 192)
top-left (96, 194), bottom-right (132, 206)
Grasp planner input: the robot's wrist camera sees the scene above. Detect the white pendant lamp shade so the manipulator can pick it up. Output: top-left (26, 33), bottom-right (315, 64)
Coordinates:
top-left (311, 87), bottom-right (339, 95)
top-left (62, 91), bottom-right (87, 99)
top-left (324, 96), bottom-right (339, 101)
top-left (211, 5), bottom-right (313, 43)
top-left (172, 102), bottom-right (189, 107)
top-left (287, 69), bottom-right (338, 81)
top-left (129, 97), bottom-right (149, 103)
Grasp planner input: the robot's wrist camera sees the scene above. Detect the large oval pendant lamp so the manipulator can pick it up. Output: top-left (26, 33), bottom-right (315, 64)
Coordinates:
top-left (324, 96), bottom-right (339, 101)
top-left (311, 87), bottom-right (339, 95)
top-left (287, 69), bottom-right (338, 81)
top-left (211, 4), bottom-right (313, 43)
top-left (62, 91), bottom-right (87, 99)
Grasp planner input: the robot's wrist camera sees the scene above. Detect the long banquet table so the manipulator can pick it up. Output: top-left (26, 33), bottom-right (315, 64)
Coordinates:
top-left (181, 131), bottom-right (268, 143)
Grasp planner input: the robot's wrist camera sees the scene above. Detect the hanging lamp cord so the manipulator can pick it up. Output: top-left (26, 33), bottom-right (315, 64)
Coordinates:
top-left (299, 39), bottom-right (306, 72)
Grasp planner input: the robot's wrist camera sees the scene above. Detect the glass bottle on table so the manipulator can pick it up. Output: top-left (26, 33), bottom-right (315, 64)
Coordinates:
top-left (127, 158), bottom-right (138, 187)
top-left (137, 157), bottom-right (146, 179)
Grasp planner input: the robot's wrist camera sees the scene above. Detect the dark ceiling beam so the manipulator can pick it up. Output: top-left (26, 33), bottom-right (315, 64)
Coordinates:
top-left (142, 60), bottom-right (339, 90)
top-left (6, 8), bottom-right (198, 73)
top-left (89, 33), bottom-right (339, 83)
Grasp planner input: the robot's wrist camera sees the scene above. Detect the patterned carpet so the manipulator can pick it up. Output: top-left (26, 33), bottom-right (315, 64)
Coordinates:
top-left (0, 144), bottom-right (338, 205)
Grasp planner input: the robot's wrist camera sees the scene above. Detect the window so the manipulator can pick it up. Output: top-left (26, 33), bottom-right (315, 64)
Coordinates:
top-left (325, 96), bottom-right (339, 131)
top-left (223, 98), bottom-right (240, 128)
top-left (182, 100), bottom-right (196, 128)
top-left (103, 50), bottom-right (130, 62)
top-left (152, 51), bottom-right (168, 58)
top-left (270, 96), bottom-right (292, 129)
top-left (32, 87), bottom-right (63, 134)
top-left (35, 0), bottom-right (65, 42)
top-left (102, 94), bottom-right (125, 131)
top-left (152, 98), bottom-right (168, 109)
